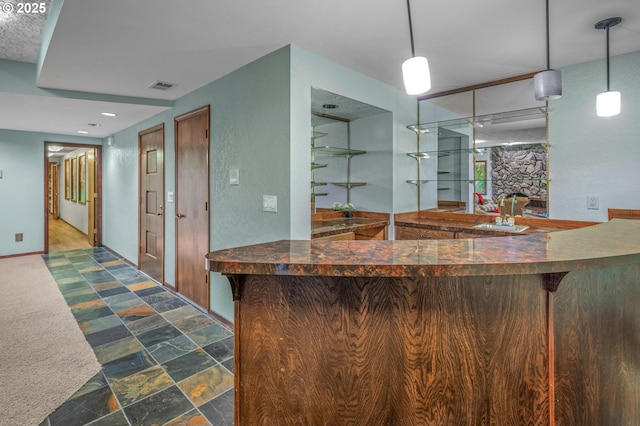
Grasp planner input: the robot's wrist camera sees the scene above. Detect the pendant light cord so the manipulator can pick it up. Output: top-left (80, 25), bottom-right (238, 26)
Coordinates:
top-left (606, 26), bottom-right (611, 91)
top-left (545, 0), bottom-right (550, 69)
top-left (406, 0), bottom-right (416, 57)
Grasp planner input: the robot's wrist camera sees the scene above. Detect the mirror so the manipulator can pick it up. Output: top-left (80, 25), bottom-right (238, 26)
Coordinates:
top-left (417, 78), bottom-right (549, 218)
top-left (310, 88), bottom-right (393, 216)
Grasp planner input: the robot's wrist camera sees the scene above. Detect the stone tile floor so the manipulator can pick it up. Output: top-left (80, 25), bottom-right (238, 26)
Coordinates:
top-left (39, 247), bottom-right (234, 426)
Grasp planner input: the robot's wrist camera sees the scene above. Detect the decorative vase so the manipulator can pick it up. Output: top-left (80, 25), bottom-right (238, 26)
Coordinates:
top-left (344, 210), bottom-right (353, 218)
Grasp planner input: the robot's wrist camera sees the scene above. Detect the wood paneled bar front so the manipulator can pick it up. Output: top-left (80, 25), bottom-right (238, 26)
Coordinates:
top-left (205, 219), bottom-right (640, 426)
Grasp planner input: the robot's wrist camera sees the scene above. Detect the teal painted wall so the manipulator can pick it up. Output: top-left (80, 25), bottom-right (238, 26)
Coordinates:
top-left (103, 46), bottom-right (291, 322)
top-left (0, 130), bottom-right (101, 256)
top-left (289, 45), bottom-right (418, 238)
top-left (550, 50), bottom-right (640, 221)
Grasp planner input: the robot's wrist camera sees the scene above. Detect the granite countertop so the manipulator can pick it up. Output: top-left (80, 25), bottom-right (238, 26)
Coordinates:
top-left (206, 219), bottom-right (640, 278)
top-left (396, 217), bottom-right (555, 236)
top-left (311, 217), bottom-right (389, 238)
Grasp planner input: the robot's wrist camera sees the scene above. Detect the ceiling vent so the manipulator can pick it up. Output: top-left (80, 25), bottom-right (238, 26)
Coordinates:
top-left (148, 80), bottom-right (177, 91)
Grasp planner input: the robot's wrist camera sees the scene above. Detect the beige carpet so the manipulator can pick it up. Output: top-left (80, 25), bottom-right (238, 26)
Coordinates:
top-left (0, 255), bottom-right (101, 426)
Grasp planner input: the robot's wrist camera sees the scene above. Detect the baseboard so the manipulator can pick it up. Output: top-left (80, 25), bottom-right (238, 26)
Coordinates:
top-left (102, 245), bottom-right (137, 268)
top-left (209, 309), bottom-right (234, 330)
top-left (0, 251), bottom-right (45, 260)
top-left (101, 244), bottom-right (234, 330)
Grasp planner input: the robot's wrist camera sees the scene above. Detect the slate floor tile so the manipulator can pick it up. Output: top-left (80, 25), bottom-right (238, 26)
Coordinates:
top-left (48, 385), bottom-right (119, 426)
top-left (178, 365), bottom-right (234, 406)
top-left (161, 348), bottom-right (217, 382)
top-left (102, 350), bottom-right (157, 381)
top-left (109, 365), bottom-right (173, 407)
top-left (147, 334), bottom-right (199, 364)
top-left (123, 386), bottom-right (195, 426)
top-left (198, 389), bottom-right (234, 426)
top-left (137, 323), bottom-right (183, 348)
top-left (40, 247), bottom-right (234, 426)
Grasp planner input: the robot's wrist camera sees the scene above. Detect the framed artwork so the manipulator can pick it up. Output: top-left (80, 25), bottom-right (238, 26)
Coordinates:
top-left (475, 160), bottom-right (487, 195)
top-left (64, 158), bottom-right (70, 200)
top-left (78, 153), bottom-right (86, 204)
top-left (71, 156), bottom-right (77, 202)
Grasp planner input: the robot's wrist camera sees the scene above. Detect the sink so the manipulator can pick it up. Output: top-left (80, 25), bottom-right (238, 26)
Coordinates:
top-left (472, 223), bottom-right (529, 233)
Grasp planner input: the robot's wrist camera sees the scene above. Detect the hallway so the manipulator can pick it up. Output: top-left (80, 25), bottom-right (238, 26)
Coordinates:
top-left (48, 215), bottom-right (92, 252)
top-left (39, 247), bottom-right (234, 425)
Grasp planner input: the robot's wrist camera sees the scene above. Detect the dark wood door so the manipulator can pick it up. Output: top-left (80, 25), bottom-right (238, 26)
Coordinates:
top-left (87, 148), bottom-right (97, 246)
top-left (175, 106), bottom-right (210, 310)
top-left (139, 124), bottom-right (165, 284)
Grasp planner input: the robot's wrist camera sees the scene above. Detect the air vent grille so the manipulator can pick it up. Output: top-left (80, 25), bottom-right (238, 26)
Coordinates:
top-left (149, 80), bottom-right (176, 91)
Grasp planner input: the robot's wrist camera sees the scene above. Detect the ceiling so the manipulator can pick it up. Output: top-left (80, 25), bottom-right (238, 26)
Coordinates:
top-left (1, 0), bottom-right (639, 139)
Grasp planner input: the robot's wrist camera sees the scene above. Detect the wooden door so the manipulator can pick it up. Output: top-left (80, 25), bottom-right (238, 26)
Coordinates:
top-left (50, 163), bottom-right (59, 218)
top-left (87, 148), bottom-right (97, 246)
top-left (175, 106), bottom-right (210, 310)
top-left (138, 125), bottom-right (165, 284)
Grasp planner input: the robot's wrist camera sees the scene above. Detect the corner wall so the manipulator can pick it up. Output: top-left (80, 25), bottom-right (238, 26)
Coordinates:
top-left (550, 51), bottom-right (640, 221)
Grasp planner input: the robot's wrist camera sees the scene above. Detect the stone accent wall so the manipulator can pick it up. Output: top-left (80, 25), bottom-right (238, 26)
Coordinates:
top-left (490, 144), bottom-right (547, 201)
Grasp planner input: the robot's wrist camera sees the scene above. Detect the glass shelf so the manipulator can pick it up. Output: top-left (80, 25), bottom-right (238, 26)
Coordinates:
top-left (311, 162), bottom-right (328, 170)
top-left (331, 182), bottom-right (366, 189)
top-left (408, 107), bottom-right (547, 132)
top-left (313, 146), bottom-right (367, 157)
top-left (312, 182), bottom-right (327, 187)
top-left (407, 148), bottom-right (481, 159)
top-left (311, 192), bottom-right (328, 198)
top-left (311, 130), bottom-right (328, 140)
top-left (406, 179), bottom-right (430, 185)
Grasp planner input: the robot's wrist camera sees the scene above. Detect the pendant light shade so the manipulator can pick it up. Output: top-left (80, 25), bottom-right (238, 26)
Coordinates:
top-left (596, 90), bottom-right (621, 117)
top-left (402, 0), bottom-right (430, 96)
top-left (534, 0), bottom-right (562, 101)
top-left (534, 70), bottom-right (562, 101)
top-left (403, 56), bottom-right (431, 95)
top-left (595, 17), bottom-right (622, 117)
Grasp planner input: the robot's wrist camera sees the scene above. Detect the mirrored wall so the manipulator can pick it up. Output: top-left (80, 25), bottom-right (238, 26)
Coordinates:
top-left (415, 78), bottom-right (549, 218)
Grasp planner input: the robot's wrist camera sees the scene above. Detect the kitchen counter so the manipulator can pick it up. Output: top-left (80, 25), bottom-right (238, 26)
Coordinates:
top-left (394, 210), bottom-right (598, 238)
top-left (206, 219), bottom-right (640, 425)
top-left (311, 216), bottom-right (389, 239)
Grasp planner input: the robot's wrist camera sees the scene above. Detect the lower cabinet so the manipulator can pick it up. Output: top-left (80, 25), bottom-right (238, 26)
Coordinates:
top-left (395, 226), bottom-right (494, 240)
top-left (395, 226), bottom-right (456, 240)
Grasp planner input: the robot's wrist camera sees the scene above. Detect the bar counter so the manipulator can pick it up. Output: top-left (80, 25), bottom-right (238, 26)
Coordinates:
top-left (206, 219), bottom-right (640, 425)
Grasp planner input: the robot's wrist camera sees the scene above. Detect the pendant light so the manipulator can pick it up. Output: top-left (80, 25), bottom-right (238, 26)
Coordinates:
top-left (533, 0), bottom-right (562, 101)
top-left (595, 17), bottom-right (622, 117)
top-left (402, 0), bottom-right (430, 95)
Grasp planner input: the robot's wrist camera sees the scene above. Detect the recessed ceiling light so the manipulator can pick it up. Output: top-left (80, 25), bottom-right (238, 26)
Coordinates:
top-left (48, 145), bottom-right (64, 152)
top-left (88, 123), bottom-right (101, 127)
top-left (77, 130), bottom-right (89, 134)
top-left (101, 112), bottom-right (117, 117)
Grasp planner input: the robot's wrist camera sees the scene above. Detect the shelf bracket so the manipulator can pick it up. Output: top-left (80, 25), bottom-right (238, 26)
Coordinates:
top-left (542, 271), bottom-right (569, 292)
top-left (226, 274), bottom-right (246, 301)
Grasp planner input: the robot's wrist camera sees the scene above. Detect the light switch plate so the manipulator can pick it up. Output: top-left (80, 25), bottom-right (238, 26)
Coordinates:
top-left (167, 191), bottom-right (174, 203)
top-left (230, 168), bottom-right (239, 185)
top-left (587, 195), bottom-right (599, 210)
top-left (263, 195), bottom-right (277, 213)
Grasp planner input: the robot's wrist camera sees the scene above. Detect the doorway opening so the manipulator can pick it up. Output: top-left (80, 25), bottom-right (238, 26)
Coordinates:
top-left (44, 142), bottom-right (102, 254)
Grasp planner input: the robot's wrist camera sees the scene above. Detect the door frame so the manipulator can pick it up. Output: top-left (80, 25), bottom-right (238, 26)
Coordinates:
top-left (138, 123), bottom-right (165, 284)
top-left (174, 105), bottom-right (210, 309)
top-left (44, 142), bottom-right (102, 254)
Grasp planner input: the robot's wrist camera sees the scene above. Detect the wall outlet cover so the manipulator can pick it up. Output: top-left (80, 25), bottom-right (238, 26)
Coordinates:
top-left (263, 195), bottom-right (277, 213)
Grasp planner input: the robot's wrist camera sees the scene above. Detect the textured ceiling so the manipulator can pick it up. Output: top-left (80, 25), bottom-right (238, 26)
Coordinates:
top-left (1, 0), bottom-right (639, 138)
top-left (0, 1), bottom-right (51, 63)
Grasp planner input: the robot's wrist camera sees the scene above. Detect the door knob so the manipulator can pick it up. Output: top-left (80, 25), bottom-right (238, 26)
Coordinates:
top-left (176, 213), bottom-right (186, 219)
top-left (157, 204), bottom-right (163, 216)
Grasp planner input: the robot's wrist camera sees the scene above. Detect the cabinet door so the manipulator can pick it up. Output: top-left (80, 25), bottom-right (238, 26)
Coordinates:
top-left (455, 232), bottom-right (492, 239)
top-left (395, 226), bottom-right (455, 240)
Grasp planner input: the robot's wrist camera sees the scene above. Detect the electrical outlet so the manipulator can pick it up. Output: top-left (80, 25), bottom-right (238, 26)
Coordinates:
top-left (587, 195), bottom-right (599, 210)
top-left (15, 233), bottom-right (23, 242)
top-left (263, 195), bottom-right (277, 213)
